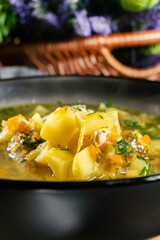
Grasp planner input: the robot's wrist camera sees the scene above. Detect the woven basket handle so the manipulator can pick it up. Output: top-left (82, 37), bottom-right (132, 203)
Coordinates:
top-left (100, 30), bottom-right (160, 79)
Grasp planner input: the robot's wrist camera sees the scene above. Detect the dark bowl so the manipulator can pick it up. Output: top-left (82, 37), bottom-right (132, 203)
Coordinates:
top-left (0, 76), bottom-right (160, 240)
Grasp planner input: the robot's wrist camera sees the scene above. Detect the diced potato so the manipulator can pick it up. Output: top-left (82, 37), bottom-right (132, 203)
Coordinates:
top-left (75, 113), bottom-right (86, 152)
top-left (98, 103), bottom-right (106, 112)
top-left (35, 142), bottom-right (51, 165)
top-left (83, 111), bottom-right (121, 139)
top-left (72, 144), bottom-right (99, 180)
top-left (40, 107), bottom-right (78, 147)
top-left (67, 128), bottom-right (80, 154)
top-left (71, 105), bottom-right (94, 118)
top-left (0, 123), bottom-right (13, 142)
top-left (29, 113), bottom-right (43, 131)
top-left (125, 170), bottom-right (140, 178)
top-left (26, 141), bottom-right (49, 163)
top-left (43, 148), bottom-right (74, 180)
top-left (133, 130), bottom-right (155, 155)
top-left (31, 105), bottom-right (50, 117)
top-left (126, 156), bottom-right (148, 178)
top-left (0, 115), bottom-right (29, 142)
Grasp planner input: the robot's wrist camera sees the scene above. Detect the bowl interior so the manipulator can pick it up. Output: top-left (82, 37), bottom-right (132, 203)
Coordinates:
top-left (0, 76), bottom-right (159, 115)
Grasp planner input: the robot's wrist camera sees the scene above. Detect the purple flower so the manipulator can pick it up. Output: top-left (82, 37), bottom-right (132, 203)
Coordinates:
top-left (73, 10), bottom-right (91, 37)
top-left (45, 12), bottom-right (60, 28)
top-left (89, 16), bottom-right (112, 35)
top-left (9, 0), bottom-right (32, 24)
top-left (57, 0), bottom-right (73, 23)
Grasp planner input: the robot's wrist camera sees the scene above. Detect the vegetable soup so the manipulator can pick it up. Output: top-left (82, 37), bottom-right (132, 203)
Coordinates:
top-left (0, 102), bottom-right (159, 181)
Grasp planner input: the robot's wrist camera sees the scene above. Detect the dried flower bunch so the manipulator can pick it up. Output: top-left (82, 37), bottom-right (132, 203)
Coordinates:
top-left (0, 0), bottom-right (160, 68)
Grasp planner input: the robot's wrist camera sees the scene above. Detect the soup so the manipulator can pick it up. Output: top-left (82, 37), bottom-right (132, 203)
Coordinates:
top-left (0, 102), bottom-right (159, 181)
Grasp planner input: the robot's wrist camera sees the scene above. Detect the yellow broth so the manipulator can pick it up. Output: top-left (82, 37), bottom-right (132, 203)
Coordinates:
top-left (0, 103), bottom-right (159, 181)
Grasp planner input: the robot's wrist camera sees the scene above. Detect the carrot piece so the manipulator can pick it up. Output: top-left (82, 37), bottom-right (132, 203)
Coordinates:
top-left (141, 134), bottom-right (151, 145)
top-left (84, 135), bottom-right (91, 141)
top-left (110, 154), bottom-right (125, 164)
top-left (106, 134), bottom-right (112, 142)
top-left (0, 169), bottom-right (8, 175)
top-left (32, 132), bottom-right (40, 140)
top-left (7, 116), bottom-right (19, 131)
top-left (20, 150), bottom-right (28, 157)
top-left (18, 122), bottom-right (30, 133)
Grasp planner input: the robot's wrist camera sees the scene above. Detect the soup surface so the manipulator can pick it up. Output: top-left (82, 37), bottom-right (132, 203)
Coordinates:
top-left (0, 102), bottom-right (159, 181)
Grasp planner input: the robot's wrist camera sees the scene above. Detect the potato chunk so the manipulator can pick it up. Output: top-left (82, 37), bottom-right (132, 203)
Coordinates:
top-left (126, 156), bottom-right (149, 178)
top-left (44, 148), bottom-right (74, 180)
top-left (40, 107), bottom-right (78, 147)
top-left (72, 144), bottom-right (99, 180)
top-left (29, 113), bottom-right (43, 131)
top-left (83, 111), bottom-right (121, 138)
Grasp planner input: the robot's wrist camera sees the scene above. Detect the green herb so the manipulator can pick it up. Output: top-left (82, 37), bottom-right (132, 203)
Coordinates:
top-left (105, 100), bottom-right (114, 107)
top-left (60, 148), bottom-right (69, 151)
top-left (109, 176), bottom-right (112, 180)
top-left (32, 138), bottom-right (45, 145)
top-left (155, 116), bottom-right (160, 123)
top-left (76, 106), bottom-right (82, 111)
top-left (8, 137), bottom-right (12, 143)
top-left (22, 136), bottom-right (45, 146)
top-left (139, 167), bottom-right (150, 177)
top-left (127, 162), bottom-right (131, 167)
top-left (0, 0), bottom-right (17, 42)
top-left (137, 155), bottom-right (151, 167)
top-left (57, 100), bottom-right (62, 105)
top-left (121, 119), bottom-right (141, 129)
top-left (87, 112), bottom-right (95, 116)
top-left (20, 158), bottom-right (26, 162)
top-left (137, 155), bottom-right (151, 174)
top-left (116, 139), bottom-right (132, 162)
top-left (120, 119), bottom-right (160, 139)
top-left (137, 155), bottom-right (146, 161)
top-left (134, 133), bottom-right (138, 140)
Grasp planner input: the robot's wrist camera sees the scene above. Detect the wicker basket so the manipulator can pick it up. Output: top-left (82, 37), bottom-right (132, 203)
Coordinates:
top-left (1, 30), bottom-right (160, 81)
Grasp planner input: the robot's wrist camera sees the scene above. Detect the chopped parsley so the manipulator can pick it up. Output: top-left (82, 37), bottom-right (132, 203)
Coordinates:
top-left (120, 119), bottom-right (160, 139)
top-left (121, 119), bottom-right (141, 129)
top-left (106, 100), bottom-right (114, 107)
top-left (20, 158), bottom-right (26, 162)
top-left (57, 100), bottom-right (62, 105)
top-left (76, 106), bottom-right (82, 111)
top-left (87, 112), bottom-right (95, 116)
top-left (115, 139), bottom-right (132, 162)
top-left (137, 155), bottom-right (151, 172)
top-left (8, 137), bottom-right (12, 143)
top-left (139, 167), bottom-right (150, 177)
top-left (60, 147), bottom-right (69, 151)
top-left (22, 136), bottom-right (45, 146)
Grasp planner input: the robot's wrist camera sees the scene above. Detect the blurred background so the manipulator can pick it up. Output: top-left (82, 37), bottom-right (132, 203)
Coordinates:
top-left (0, 0), bottom-right (160, 79)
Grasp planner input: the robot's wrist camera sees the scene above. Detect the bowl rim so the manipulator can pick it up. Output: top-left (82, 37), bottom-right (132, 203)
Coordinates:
top-left (1, 74), bottom-right (160, 86)
top-left (0, 75), bottom-right (160, 190)
top-left (1, 174), bottom-right (160, 190)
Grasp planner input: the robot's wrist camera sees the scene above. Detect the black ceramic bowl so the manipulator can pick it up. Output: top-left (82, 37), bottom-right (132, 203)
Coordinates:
top-left (0, 76), bottom-right (160, 240)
